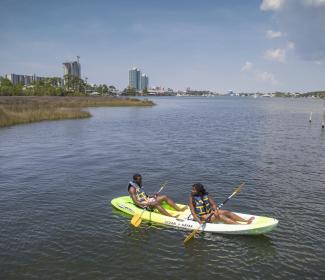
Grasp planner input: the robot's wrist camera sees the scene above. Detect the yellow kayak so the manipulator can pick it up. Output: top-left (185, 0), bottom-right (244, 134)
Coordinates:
top-left (111, 196), bottom-right (278, 235)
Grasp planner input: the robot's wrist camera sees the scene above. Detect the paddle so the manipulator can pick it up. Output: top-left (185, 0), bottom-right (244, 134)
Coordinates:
top-left (130, 181), bottom-right (168, 227)
top-left (183, 182), bottom-right (245, 244)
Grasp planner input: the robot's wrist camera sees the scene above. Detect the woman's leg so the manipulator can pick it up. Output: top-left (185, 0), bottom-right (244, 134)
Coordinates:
top-left (156, 195), bottom-right (186, 211)
top-left (154, 204), bottom-right (175, 217)
top-left (205, 212), bottom-right (237, 224)
top-left (218, 214), bottom-right (240, 224)
top-left (149, 199), bottom-right (179, 217)
top-left (219, 210), bottom-right (255, 224)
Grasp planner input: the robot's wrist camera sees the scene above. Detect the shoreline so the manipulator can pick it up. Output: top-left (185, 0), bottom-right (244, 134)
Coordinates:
top-left (0, 96), bottom-right (155, 128)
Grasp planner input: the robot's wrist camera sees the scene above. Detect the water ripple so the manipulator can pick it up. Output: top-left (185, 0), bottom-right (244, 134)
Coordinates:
top-left (1, 97), bottom-right (325, 280)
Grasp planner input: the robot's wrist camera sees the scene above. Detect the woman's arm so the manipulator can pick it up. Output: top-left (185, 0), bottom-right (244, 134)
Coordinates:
top-left (189, 196), bottom-right (202, 224)
top-left (208, 195), bottom-right (219, 215)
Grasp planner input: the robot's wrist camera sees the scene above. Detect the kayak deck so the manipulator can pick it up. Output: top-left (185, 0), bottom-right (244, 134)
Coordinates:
top-left (111, 196), bottom-right (278, 235)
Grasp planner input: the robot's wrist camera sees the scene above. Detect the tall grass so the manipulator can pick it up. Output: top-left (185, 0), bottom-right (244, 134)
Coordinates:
top-left (0, 96), bottom-right (154, 128)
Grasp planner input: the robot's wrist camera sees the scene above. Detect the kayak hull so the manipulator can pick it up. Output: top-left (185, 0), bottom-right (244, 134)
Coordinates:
top-left (111, 196), bottom-right (278, 235)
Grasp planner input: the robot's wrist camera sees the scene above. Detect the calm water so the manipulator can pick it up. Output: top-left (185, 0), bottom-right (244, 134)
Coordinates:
top-left (1, 97), bottom-right (325, 280)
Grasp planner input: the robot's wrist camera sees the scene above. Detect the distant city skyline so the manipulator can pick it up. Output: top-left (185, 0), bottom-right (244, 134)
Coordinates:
top-left (0, 0), bottom-right (324, 92)
top-left (4, 58), bottom-right (81, 87)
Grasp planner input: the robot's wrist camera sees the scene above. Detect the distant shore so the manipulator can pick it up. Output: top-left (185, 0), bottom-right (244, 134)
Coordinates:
top-left (0, 96), bottom-right (155, 128)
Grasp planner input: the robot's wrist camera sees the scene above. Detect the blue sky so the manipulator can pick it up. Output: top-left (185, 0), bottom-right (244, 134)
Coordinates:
top-left (1, 0), bottom-right (324, 92)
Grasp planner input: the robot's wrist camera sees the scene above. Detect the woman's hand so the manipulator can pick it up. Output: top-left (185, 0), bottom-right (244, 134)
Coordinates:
top-left (142, 201), bottom-right (149, 207)
top-left (146, 198), bottom-right (158, 206)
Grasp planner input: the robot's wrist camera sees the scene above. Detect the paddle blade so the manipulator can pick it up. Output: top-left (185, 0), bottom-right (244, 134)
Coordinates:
top-left (131, 214), bottom-right (142, 227)
top-left (183, 228), bottom-right (200, 244)
top-left (233, 182), bottom-right (245, 195)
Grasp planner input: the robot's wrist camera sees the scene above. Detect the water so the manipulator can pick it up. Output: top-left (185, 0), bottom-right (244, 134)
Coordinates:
top-left (1, 97), bottom-right (325, 280)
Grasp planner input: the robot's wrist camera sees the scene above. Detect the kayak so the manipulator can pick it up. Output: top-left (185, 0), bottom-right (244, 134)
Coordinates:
top-left (111, 196), bottom-right (278, 235)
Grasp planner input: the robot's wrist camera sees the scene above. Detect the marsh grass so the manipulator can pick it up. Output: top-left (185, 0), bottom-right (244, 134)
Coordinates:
top-left (0, 96), bottom-right (154, 128)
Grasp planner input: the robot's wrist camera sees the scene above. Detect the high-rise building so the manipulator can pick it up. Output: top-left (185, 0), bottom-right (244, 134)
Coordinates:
top-left (129, 67), bottom-right (141, 90)
top-left (129, 68), bottom-right (149, 91)
top-left (140, 74), bottom-right (149, 91)
top-left (5, 73), bottom-right (62, 86)
top-left (63, 60), bottom-right (81, 79)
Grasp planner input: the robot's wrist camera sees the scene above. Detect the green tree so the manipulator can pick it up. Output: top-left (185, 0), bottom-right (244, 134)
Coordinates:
top-left (122, 87), bottom-right (137, 96)
top-left (102, 84), bottom-right (109, 95)
top-left (64, 74), bottom-right (86, 94)
top-left (0, 77), bottom-right (13, 87)
top-left (108, 85), bottom-right (117, 96)
top-left (0, 77), bottom-right (25, 96)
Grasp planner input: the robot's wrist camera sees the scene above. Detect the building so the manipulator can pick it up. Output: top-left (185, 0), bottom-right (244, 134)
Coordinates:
top-left (129, 68), bottom-right (149, 91)
top-left (5, 74), bottom-right (37, 85)
top-left (129, 67), bottom-right (141, 90)
top-left (227, 90), bottom-right (235, 96)
top-left (140, 74), bottom-right (149, 91)
top-left (5, 73), bottom-right (62, 86)
top-left (63, 60), bottom-right (81, 79)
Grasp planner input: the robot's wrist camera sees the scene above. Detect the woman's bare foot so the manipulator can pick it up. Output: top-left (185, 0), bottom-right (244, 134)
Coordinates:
top-left (247, 217), bottom-right (255, 224)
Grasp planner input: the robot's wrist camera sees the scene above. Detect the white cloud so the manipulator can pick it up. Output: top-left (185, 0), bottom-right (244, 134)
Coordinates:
top-left (286, 41), bottom-right (295, 49)
top-left (261, 0), bottom-right (325, 64)
top-left (260, 0), bottom-right (284, 11)
top-left (241, 61), bottom-right (253, 71)
top-left (266, 30), bottom-right (284, 39)
top-left (241, 61), bottom-right (278, 85)
top-left (303, 0), bottom-right (325, 7)
top-left (255, 71), bottom-right (278, 84)
top-left (264, 48), bottom-right (286, 62)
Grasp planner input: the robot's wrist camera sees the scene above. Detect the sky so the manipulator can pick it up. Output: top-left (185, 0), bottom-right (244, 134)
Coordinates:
top-left (0, 0), bottom-right (325, 93)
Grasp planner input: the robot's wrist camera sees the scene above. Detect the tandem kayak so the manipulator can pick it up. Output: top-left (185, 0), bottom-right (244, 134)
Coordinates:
top-left (111, 196), bottom-right (278, 235)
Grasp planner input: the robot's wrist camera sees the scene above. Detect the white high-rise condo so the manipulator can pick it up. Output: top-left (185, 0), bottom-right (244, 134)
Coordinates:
top-left (5, 73), bottom-right (62, 86)
top-left (63, 59), bottom-right (81, 79)
top-left (140, 74), bottom-right (149, 91)
top-left (129, 68), bottom-right (149, 91)
top-left (129, 68), bottom-right (141, 90)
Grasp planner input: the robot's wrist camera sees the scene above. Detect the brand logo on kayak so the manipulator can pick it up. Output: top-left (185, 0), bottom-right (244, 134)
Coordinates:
top-left (164, 221), bottom-right (194, 229)
top-left (117, 204), bottom-right (134, 213)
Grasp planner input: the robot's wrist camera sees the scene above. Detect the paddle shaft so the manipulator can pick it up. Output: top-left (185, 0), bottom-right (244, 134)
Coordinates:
top-left (184, 183), bottom-right (244, 243)
top-left (201, 197), bottom-right (227, 223)
top-left (198, 186), bottom-right (242, 223)
top-left (137, 186), bottom-right (164, 213)
top-left (217, 190), bottom-right (239, 209)
top-left (132, 182), bottom-right (167, 225)
top-left (187, 191), bottom-right (236, 237)
top-left (205, 183), bottom-right (244, 221)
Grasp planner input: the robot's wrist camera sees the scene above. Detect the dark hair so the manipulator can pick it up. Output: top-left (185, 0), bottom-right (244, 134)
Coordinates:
top-left (192, 183), bottom-right (207, 196)
top-left (133, 173), bottom-right (142, 180)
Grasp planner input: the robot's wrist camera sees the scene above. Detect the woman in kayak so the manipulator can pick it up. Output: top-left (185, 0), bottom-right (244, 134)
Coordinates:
top-left (189, 183), bottom-right (254, 224)
top-left (128, 174), bottom-right (186, 217)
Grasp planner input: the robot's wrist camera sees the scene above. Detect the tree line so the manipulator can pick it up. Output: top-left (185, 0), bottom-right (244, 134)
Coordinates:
top-left (0, 75), bottom-right (118, 96)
